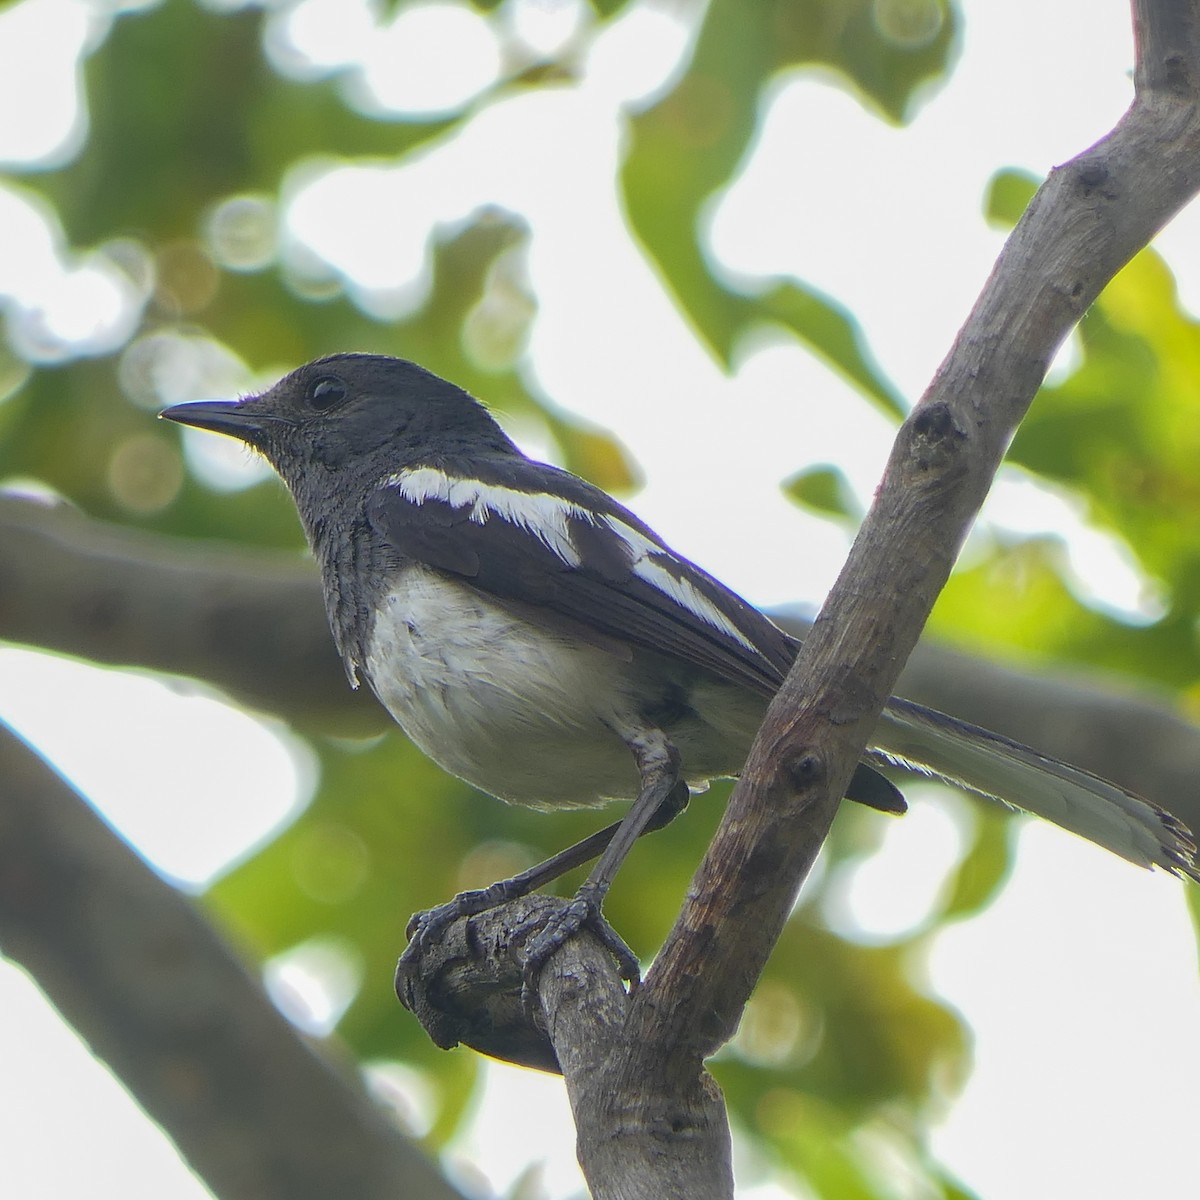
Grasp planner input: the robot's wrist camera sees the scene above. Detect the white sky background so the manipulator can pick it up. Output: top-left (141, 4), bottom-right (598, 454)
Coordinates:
top-left (1, 0), bottom-right (1199, 1198)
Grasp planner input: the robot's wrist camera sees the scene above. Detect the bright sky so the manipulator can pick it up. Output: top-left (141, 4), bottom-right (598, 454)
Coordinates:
top-left (2, 1), bottom-right (1199, 1198)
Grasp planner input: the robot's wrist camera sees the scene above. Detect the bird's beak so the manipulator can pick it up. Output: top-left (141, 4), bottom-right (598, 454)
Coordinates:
top-left (159, 399), bottom-right (274, 445)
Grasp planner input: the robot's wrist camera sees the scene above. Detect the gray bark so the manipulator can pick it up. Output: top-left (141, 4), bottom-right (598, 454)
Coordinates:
top-left (0, 722), bottom-right (465, 1200)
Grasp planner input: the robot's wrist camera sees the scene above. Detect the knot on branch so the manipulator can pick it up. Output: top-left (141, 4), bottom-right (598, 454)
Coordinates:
top-left (1154, 51), bottom-right (1195, 99)
top-left (1074, 158), bottom-right (1112, 194)
top-left (396, 894), bottom-right (581, 1074)
top-left (782, 750), bottom-right (825, 791)
top-left (894, 400), bottom-right (971, 490)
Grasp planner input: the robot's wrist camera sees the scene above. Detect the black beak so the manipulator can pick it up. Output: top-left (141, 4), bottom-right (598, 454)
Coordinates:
top-left (159, 399), bottom-right (276, 444)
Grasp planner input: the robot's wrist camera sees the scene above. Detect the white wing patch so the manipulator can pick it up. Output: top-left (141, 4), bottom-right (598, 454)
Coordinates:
top-left (388, 466), bottom-right (757, 651)
top-left (391, 466), bottom-right (583, 565)
top-left (601, 518), bottom-right (758, 653)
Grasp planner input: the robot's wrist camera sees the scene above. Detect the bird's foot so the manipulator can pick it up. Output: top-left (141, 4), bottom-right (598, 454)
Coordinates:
top-left (400, 878), bottom-right (525, 972)
top-left (519, 882), bottom-right (639, 1014)
top-left (399, 882), bottom-right (639, 1025)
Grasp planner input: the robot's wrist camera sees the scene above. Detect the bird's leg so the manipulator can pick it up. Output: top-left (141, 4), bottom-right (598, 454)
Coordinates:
top-left (400, 764), bottom-right (689, 972)
top-left (520, 727), bottom-right (684, 999)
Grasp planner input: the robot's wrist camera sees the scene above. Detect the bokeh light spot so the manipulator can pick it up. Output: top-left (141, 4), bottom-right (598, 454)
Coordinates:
top-left (506, 0), bottom-right (586, 59)
top-left (119, 332), bottom-right (275, 491)
top-left (204, 194), bottom-right (279, 272)
top-left (290, 822), bottom-right (371, 904)
top-left (264, 936), bottom-right (364, 1036)
top-left (365, 1061), bottom-right (438, 1139)
top-left (871, 0), bottom-right (946, 49)
top-left (107, 430), bottom-right (185, 515)
top-left (822, 789), bottom-right (971, 943)
top-left (9, 246), bottom-right (148, 363)
top-left (0, 648), bottom-right (313, 886)
top-left (456, 839), bottom-right (537, 894)
top-left (0, 0), bottom-right (92, 167)
top-left (730, 980), bottom-right (819, 1069)
top-left (154, 241), bottom-right (220, 317)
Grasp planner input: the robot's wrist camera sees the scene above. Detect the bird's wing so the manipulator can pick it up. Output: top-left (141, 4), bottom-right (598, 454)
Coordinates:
top-left (366, 456), bottom-right (907, 814)
top-left (365, 456), bottom-right (796, 698)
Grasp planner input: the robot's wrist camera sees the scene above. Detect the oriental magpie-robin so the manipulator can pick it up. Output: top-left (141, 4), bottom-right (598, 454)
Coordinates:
top-left (162, 354), bottom-right (1199, 983)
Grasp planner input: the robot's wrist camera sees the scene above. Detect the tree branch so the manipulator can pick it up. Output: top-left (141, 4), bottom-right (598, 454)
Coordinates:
top-left (401, 6), bottom-right (1200, 1195)
top-left (0, 496), bottom-right (381, 735)
top-left (635, 0), bottom-right (1200, 1066)
top-left (397, 895), bottom-right (734, 1200)
top-left (0, 721), bottom-right (464, 1200)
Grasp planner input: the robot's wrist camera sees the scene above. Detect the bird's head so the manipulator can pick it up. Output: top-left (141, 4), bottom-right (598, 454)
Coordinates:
top-left (160, 353), bottom-right (517, 497)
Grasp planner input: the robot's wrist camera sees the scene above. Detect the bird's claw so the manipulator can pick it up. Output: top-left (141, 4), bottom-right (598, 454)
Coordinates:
top-left (401, 886), bottom-right (496, 966)
top-left (400, 886), bottom-right (639, 1028)
top-left (519, 889), bottom-right (640, 1018)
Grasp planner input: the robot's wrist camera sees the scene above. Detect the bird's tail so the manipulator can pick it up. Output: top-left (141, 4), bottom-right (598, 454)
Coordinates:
top-left (871, 696), bottom-right (1200, 882)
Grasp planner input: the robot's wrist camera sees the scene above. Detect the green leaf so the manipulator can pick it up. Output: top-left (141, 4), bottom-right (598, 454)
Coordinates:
top-left (760, 281), bottom-right (907, 418)
top-left (586, 0), bottom-right (634, 16)
top-left (43, 4), bottom-right (459, 246)
top-left (622, 0), bottom-right (957, 397)
top-left (984, 167), bottom-right (1041, 229)
top-left (782, 463), bottom-right (862, 522)
top-left (937, 806), bottom-right (1014, 921)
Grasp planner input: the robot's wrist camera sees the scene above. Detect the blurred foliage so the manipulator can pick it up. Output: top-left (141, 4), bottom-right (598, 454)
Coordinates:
top-left (934, 169), bottom-right (1200, 717)
top-left (622, 0), bottom-right (955, 412)
top-left (4, 2), bottom-right (1192, 1199)
top-left (782, 461), bottom-right (863, 524)
top-left (983, 165), bottom-right (1039, 228)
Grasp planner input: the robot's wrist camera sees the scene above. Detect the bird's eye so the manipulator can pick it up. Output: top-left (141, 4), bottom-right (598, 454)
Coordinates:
top-left (308, 376), bottom-right (346, 411)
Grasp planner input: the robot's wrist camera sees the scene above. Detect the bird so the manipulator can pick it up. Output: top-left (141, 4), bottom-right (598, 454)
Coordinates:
top-left (161, 353), bottom-right (1199, 984)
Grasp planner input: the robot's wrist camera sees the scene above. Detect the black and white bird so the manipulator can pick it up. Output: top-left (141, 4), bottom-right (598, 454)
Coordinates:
top-left (162, 353), bottom-right (1199, 979)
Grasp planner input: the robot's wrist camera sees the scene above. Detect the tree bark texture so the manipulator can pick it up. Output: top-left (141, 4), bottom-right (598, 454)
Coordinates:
top-left (0, 722), bottom-right (464, 1200)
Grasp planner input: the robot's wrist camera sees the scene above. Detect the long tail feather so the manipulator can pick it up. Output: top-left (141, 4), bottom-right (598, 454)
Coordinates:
top-left (872, 696), bottom-right (1200, 882)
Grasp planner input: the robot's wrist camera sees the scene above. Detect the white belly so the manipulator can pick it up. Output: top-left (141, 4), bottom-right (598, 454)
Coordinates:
top-left (365, 566), bottom-right (645, 809)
